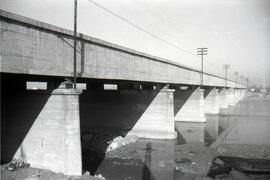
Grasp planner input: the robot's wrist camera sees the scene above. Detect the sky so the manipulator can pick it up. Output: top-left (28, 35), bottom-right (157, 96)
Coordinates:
top-left (1, 0), bottom-right (270, 87)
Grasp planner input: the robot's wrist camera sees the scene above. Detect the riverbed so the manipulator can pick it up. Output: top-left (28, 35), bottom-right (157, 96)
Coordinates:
top-left (92, 93), bottom-right (270, 180)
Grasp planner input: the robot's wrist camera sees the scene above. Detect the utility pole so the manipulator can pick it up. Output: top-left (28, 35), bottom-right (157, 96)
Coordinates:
top-left (223, 64), bottom-right (230, 88)
top-left (197, 48), bottom-right (208, 87)
top-left (73, 0), bottom-right (78, 89)
top-left (240, 75), bottom-right (244, 87)
top-left (234, 72), bottom-right (239, 88)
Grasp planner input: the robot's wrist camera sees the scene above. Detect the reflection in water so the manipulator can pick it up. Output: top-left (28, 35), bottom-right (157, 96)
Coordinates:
top-left (204, 115), bottom-right (219, 146)
top-left (142, 143), bottom-right (151, 180)
top-left (88, 95), bottom-right (270, 179)
top-left (212, 95), bottom-right (270, 146)
top-left (175, 122), bottom-right (205, 143)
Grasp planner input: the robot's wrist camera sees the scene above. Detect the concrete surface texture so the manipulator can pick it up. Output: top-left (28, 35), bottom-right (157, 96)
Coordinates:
top-left (79, 85), bottom-right (176, 140)
top-left (227, 88), bottom-right (237, 106)
top-left (204, 88), bottom-right (219, 114)
top-left (0, 9), bottom-right (251, 177)
top-left (0, 10), bottom-right (244, 88)
top-left (174, 87), bottom-right (206, 122)
top-left (0, 73), bottom-right (248, 176)
top-left (218, 88), bottom-right (229, 109)
top-left (12, 88), bottom-right (82, 176)
top-left (175, 122), bottom-right (206, 143)
top-left (127, 87), bottom-right (176, 139)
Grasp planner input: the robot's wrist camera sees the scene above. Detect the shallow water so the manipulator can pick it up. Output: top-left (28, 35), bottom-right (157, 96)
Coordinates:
top-left (86, 94), bottom-right (270, 180)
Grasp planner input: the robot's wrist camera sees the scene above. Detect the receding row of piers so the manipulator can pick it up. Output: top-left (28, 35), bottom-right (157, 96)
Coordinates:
top-left (1, 75), bottom-right (247, 176)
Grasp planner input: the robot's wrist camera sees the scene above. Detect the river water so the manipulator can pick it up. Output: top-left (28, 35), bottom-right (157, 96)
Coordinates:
top-left (83, 93), bottom-right (270, 180)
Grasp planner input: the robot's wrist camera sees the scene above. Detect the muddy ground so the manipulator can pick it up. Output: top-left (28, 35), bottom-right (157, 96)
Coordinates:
top-left (1, 142), bottom-right (270, 180)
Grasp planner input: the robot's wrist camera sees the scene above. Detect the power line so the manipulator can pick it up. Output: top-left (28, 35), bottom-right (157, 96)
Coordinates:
top-left (87, 0), bottom-right (198, 57)
top-left (132, 0), bottom-right (224, 72)
top-left (86, 0), bottom-right (237, 77)
top-left (133, 0), bottom-right (203, 47)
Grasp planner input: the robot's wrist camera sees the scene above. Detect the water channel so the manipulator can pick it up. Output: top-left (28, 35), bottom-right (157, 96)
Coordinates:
top-left (82, 93), bottom-right (270, 180)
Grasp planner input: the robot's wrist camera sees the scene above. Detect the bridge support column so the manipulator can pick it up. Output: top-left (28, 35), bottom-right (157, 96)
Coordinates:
top-left (239, 89), bottom-right (243, 100)
top-left (235, 89), bottom-right (240, 103)
top-left (13, 88), bottom-right (82, 176)
top-left (218, 88), bottom-right (228, 109)
top-left (227, 88), bottom-right (236, 106)
top-left (240, 89), bottom-right (245, 100)
top-left (204, 87), bottom-right (219, 114)
top-left (242, 89), bottom-right (248, 99)
top-left (174, 87), bottom-right (206, 122)
top-left (127, 87), bottom-right (176, 139)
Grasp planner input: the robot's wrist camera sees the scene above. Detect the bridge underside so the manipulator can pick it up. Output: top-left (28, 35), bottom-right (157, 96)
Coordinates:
top-left (1, 73), bottom-right (247, 175)
top-left (0, 9), bottom-right (247, 177)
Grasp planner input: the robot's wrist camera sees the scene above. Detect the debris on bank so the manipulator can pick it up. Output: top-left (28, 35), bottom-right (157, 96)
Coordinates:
top-left (1, 164), bottom-right (106, 180)
top-left (6, 158), bottom-right (30, 171)
top-left (94, 173), bottom-right (106, 179)
top-left (173, 142), bottom-right (219, 175)
top-left (106, 135), bottom-right (138, 153)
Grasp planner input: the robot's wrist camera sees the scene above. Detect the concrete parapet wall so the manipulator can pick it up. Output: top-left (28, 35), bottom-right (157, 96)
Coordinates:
top-left (0, 10), bottom-right (243, 88)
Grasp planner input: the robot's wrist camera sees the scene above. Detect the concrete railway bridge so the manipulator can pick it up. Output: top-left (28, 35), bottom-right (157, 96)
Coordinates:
top-left (0, 10), bottom-right (247, 175)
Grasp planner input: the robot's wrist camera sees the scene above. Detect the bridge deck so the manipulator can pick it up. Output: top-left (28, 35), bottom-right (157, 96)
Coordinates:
top-left (0, 10), bottom-right (243, 88)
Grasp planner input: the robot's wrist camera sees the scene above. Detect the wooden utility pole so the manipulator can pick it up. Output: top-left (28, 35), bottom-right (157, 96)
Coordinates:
top-left (197, 48), bottom-right (208, 86)
top-left (223, 64), bottom-right (230, 88)
top-left (73, 0), bottom-right (78, 89)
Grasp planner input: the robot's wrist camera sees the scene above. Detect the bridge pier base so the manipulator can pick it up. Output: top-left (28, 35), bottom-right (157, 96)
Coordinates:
top-left (127, 87), bottom-right (176, 139)
top-left (218, 88), bottom-right (228, 109)
top-left (227, 88), bottom-right (237, 106)
top-left (243, 89), bottom-right (247, 99)
top-left (174, 87), bottom-right (206, 122)
top-left (235, 89), bottom-right (241, 103)
top-left (13, 88), bottom-right (82, 176)
top-left (239, 89), bottom-right (245, 101)
top-left (204, 87), bottom-right (219, 114)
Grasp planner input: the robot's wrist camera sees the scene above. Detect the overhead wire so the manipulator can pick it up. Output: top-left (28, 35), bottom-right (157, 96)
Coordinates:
top-left (86, 0), bottom-right (250, 81)
top-left (131, 0), bottom-right (225, 73)
top-left (87, 0), bottom-right (198, 57)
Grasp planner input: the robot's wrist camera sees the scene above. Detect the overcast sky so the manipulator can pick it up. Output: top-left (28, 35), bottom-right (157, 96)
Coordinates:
top-left (1, 0), bottom-right (270, 87)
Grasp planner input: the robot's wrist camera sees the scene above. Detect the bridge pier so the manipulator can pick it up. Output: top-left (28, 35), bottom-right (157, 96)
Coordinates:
top-left (80, 84), bottom-right (176, 140)
top-left (127, 87), bottom-right (176, 139)
top-left (13, 88), bottom-right (82, 176)
top-left (227, 88), bottom-right (237, 106)
top-left (217, 88), bottom-right (228, 109)
top-left (174, 87), bottom-right (206, 122)
top-left (239, 89), bottom-right (246, 101)
top-left (204, 87), bottom-right (219, 114)
top-left (235, 89), bottom-right (241, 103)
top-left (243, 89), bottom-right (248, 99)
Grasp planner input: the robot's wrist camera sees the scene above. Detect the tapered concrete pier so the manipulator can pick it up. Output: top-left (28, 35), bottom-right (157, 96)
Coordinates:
top-left (174, 87), bottom-right (206, 122)
top-left (204, 87), bottom-right (219, 114)
top-left (218, 88), bottom-right (228, 109)
top-left (127, 87), bottom-right (176, 139)
top-left (13, 88), bottom-right (82, 176)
